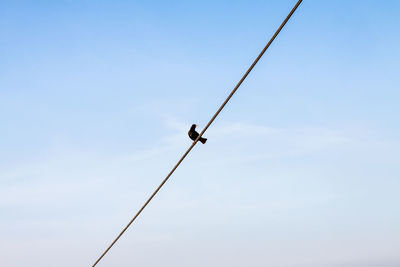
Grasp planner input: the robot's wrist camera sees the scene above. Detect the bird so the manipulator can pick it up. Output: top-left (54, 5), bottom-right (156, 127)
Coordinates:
top-left (188, 124), bottom-right (207, 144)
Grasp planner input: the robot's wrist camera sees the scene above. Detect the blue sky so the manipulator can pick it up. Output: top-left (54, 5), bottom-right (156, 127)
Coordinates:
top-left (1, 1), bottom-right (400, 266)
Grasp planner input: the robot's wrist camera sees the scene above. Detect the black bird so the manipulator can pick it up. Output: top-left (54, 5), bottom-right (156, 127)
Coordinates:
top-left (188, 124), bottom-right (207, 144)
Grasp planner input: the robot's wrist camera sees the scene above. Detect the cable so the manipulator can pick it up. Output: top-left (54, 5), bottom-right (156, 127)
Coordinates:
top-left (91, 1), bottom-right (302, 266)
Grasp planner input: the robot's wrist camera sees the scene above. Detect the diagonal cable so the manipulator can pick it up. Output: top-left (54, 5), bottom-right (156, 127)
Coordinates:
top-left (91, 1), bottom-right (302, 266)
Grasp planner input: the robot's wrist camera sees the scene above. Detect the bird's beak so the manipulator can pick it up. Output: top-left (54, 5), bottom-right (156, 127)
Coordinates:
top-left (195, 124), bottom-right (197, 127)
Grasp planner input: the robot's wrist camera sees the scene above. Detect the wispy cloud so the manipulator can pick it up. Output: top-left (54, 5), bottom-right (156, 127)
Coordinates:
top-left (1, 118), bottom-right (399, 267)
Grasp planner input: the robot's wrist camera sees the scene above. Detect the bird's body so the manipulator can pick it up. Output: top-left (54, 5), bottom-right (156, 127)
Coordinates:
top-left (188, 124), bottom-right (207, 144)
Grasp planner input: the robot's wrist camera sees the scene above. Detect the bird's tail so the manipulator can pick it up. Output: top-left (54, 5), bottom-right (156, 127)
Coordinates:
top-left (199, 137), bottom-right (207, 144)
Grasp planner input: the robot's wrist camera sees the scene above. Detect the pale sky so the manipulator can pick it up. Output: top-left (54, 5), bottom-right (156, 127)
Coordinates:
top-left (1, 1), bottom-right (400, 266)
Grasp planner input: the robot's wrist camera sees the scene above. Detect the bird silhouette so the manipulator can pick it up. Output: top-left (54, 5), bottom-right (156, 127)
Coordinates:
top-left (188, 124), bottom-right (207, 144)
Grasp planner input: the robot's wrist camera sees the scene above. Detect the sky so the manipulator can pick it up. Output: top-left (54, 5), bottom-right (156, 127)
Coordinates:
top-left (1, 0), bottom-right (400, 266)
